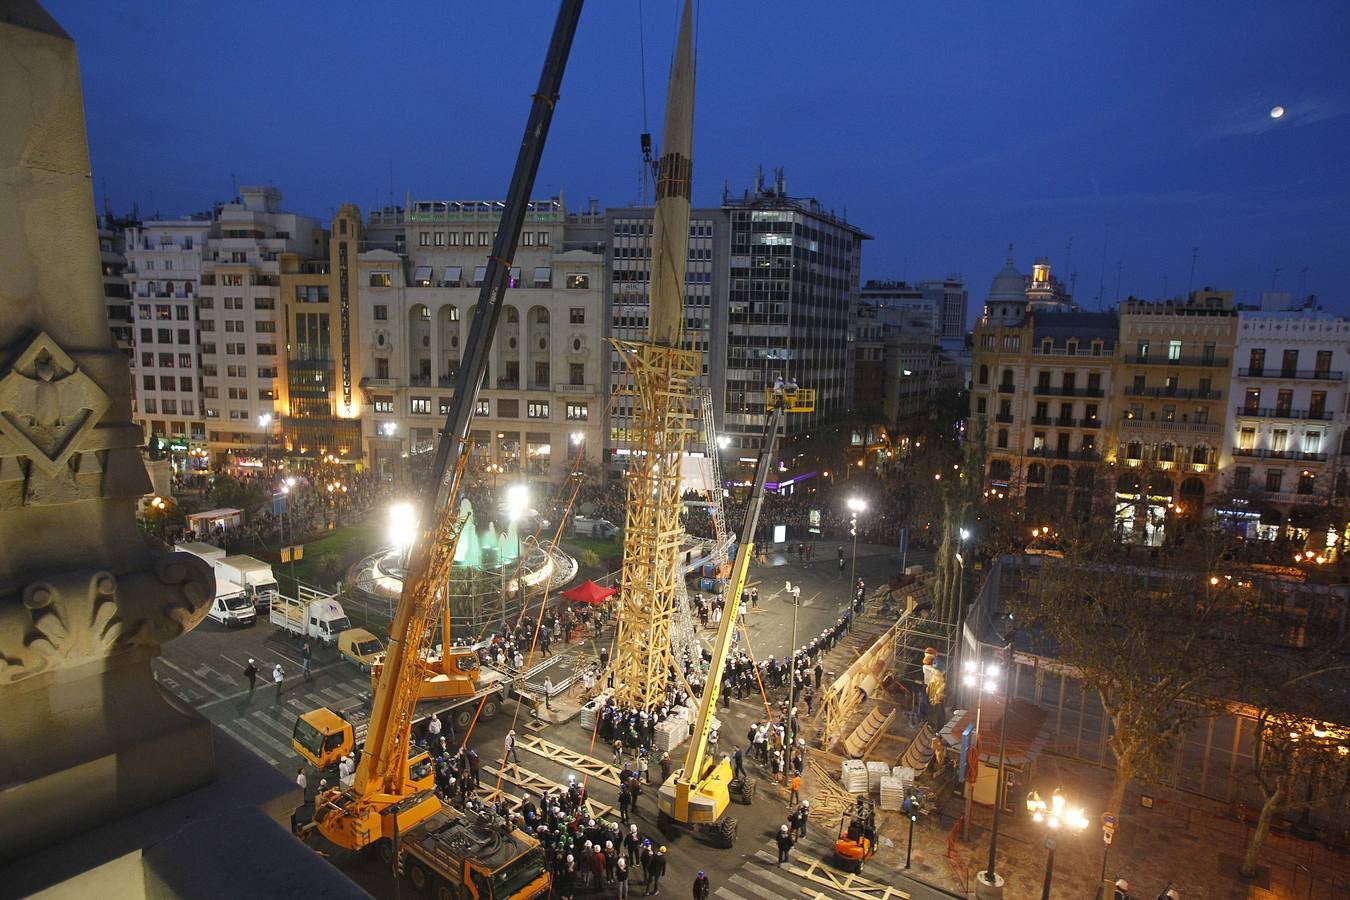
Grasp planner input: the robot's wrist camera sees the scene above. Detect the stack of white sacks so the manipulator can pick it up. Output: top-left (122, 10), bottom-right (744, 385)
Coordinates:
top-left (878, 765), bottom-right (917, 811)
top-left (840, 758), bottom-right (869, 793)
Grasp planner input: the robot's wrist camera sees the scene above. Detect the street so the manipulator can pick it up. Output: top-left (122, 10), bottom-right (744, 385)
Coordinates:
top-left (154, 538), bottom-right (952, 899)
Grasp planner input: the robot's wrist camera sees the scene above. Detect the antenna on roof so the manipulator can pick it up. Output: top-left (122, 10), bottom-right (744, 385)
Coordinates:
top-left (1187, 246), bottom-right (1199, 295)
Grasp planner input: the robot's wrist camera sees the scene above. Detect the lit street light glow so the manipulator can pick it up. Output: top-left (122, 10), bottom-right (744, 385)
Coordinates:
top-left (387, 502), bottom-right (417, 551)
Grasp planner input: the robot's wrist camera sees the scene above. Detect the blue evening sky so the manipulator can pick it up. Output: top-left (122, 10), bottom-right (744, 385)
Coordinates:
top-left (48, 0), bottom-right (1350, 313)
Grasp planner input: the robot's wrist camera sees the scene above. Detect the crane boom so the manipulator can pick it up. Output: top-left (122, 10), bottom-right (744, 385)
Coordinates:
top-left (315, 0), bottom-right (585, 849)
top-left (669, 397), bottom-right (786, 821)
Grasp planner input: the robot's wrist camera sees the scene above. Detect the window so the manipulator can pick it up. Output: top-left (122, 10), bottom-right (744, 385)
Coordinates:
top-left (476, 400), bottom-right (490, 416)
top-left (178, 353), bottom-right (192, 368)
top-left (199, 320), bottom-right (216, 332)
top-left (1275, 389), bottom-right (1293, 415)
top-left (505, 307), bottom-right (519, 324)
top-left (433, 231), bottom-right (445, 247)
top-left (498, 399), bottom-right (519, 418)
top-left (1272, 429), bottom-right (1289, 453)
top-left (225, 343), bottom-right (245, 355)
top-left (1234, 467), bottom-right (1251, 490)
top-left (195, 297), bottom-right (212, 311)
top-left (1037, 371), bottom-right (1050, 389)
top-left (258, 388), bottom-right (275, 401)
top-left (410, 397), bottom-right (431, 415)
top-left (1266, 469), bottom-right (1283, 493)
top-left (178, 377), bottom-right (192, 392)
top-left (975, 397), bottom-right (986, 414)
top-left (138, 304), bottom-right (151, 318)
top-left (1315, 350), bottom-right (1332, 376)
top-left (144, 399), bottom-right (157, 414)
top-left (977, 365), bottom-right (988, 385)
top-left (569, 363), bottom-right (585, 385)
top-left (1167, 340), bottom-right (1182, 361)
top-left (569, 307), bottom-right (585, 325)
top-left (438, 397), bottom-right (452, 416)
top-left (996, 429), bottom-right (1008, 449)
top-left (522, 232), bottom-right (535, 247)
top-left (257, 366), bottom-right (277, 378)
top-left (419, 231), bottom-right (430, 247)
top-left (255, 321), bottom-right (276, 333)
top-left (200, 343), bottom-right (216, 355)
top-left (1126, 441), bottom-right (1141, 460)
top-left (565, 273), bottom-right (590, 290)
top-left (158, 353), bottom-right (175, 368)
top-left (139, 328), bottom-right (152, 342)
top-left (256, 343), bottom-right (276, 356)
top-left (1238, 427), bottom-right (1256, 450)
top-left (1310, 391), bottom-right (1327, 417)
top-left (175, 305), bottom-right (189, 320)
top-left (376, 358), bottom-right (389, 380)
top-left (537, 231), bottom-right (549, 246)
top-left (1137, 340), bottom-right (1149, 361)
top-left (228, 387), bottom-right (247, 400)
top-left (1299, 471), bottom-right (1316, 495)
top-left (203, 386), bottom-right (219, 399)
top-left (535, 362), bottom-right (550, 386)
top-left (369, 273), bottom-right (392, 287)
top-left (228, 409), bottom-right (248, 421)
top-left (565, 403), bottom-right (588, 421)
top-left (533, 267), bottom-right (552, 288)
top-left (373, 397), bottom-right (394, 413)
top-left (220, 274), bottom-right (243, 286)
top-left (1032, 432), bottom-right (1045, 451)
top-left (294, 286), bottom-right (327, 304)
top-left (224, 320), bottom-right (244, 333)
top-left (462, 232), bottom-right (473, 246)
top-left (478, 231), bottom-right (490, 247)
top-left (448, 231), bottom-right (459, 246)
top-left (1132, 374), bottom-right (1145, 393)
top-left (177, 329), bottom-right (191, 344)
top-left (374, 304), bottom-right (388, 321)
top-left (141, 375), bottom-right (154, 390)
top-left (1281, 349), bottom-right (1299, 376)
top-left (413, 266), bottom-right (434, 287)
top-left (527, 401), bottom-right (550, 419)
top-left (155, 328), bottom-right (171, 343)
top-left (1087, 372), bottom-right (1101, 392)
top-left (1303, 431), bottom-right (1322, 453)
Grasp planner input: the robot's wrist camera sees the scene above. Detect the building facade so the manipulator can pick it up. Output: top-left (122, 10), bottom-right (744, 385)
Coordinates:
top-left (358, 198), bottom-right (608, 481)
top-left (197, 187), bottom-right (323, 470)
top-left (1221, 311), bottom-right (1350, 540)
top-left (98, 212), bottom-right (136, 359)
top-left (124, 218), bottom-right (211, 456)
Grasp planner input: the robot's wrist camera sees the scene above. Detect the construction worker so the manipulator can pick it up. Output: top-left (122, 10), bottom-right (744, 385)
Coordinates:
top-left (242, 658), bottom-right (258, 694)
top-left (788, 772), bottom-right (801, 807)
top-left (646, 846), bottom-right (667, 896)
top-left (693, 870), bottom-right (710, 900)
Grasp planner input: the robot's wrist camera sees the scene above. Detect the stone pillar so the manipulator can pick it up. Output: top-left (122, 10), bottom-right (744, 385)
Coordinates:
top-left (0, 2), bottom-right (214, 860)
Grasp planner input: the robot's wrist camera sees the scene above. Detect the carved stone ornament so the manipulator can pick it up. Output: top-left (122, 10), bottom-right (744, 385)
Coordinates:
top-left (0, 331), bottom-right (110, 478)
top-left (0, 552), bottom-right (212, 685)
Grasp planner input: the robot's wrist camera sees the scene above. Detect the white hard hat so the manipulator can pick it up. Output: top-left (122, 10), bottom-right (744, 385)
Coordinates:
top-left (248, 658), bottom-right (254, 664)
top-left (1115, 880), bottom-right (1130, 891)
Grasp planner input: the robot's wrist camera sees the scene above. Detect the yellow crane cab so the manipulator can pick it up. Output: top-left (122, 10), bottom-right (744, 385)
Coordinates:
top-left (764, 385), bottom-right (815, 413)
top-left (292, 708), bottom-right (435, 793)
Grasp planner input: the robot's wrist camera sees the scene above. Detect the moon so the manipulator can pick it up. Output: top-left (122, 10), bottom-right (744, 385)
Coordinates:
top-left (1270, 105), bottom-right (1286, 119)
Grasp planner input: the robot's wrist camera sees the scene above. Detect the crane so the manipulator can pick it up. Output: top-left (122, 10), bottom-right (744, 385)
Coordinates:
top-left (657, 385), bottom-right (816, 846)
top-left (295, 1), bottom-right (585, 863)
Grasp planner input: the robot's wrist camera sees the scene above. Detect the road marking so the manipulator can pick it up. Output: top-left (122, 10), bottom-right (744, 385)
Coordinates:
top-left (194, 660), bottom-right (349, 711)
top-left (156, 657), bottom-right (228, 700)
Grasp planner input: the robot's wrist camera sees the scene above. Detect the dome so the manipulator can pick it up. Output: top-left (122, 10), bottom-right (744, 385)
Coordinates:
top-left (987, 245), bottom-right (1026, 303)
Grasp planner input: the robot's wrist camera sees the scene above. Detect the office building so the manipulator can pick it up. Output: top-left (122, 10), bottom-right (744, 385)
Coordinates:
top-left (358, 198), bottom-right (608, 480)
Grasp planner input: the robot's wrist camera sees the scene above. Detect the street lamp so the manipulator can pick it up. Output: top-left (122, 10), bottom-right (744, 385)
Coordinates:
top-left (847, 497), bottom-right (866, 597)
top-left (258, 413), bottom-right (274, 478)
top-left (961, 653), bottom-right (1001, 840)
top-left (1026, 789), bottom-right (1089, 900)
top-left (387, 502), bottom-right (417, 563)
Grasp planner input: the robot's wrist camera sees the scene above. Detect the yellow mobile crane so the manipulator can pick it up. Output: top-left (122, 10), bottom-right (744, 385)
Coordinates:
top-left (289, 4), bottom-right (583, 897)
top-left (656, 386), bottom-right (815, 846)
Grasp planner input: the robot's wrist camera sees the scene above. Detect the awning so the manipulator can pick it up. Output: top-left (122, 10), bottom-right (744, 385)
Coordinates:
top-left (443, 265), bottom-right (462, 285)
top-left (473, 265), bottom-right (487, 286)
top-left (533, 266), bottom-right (553, 287)
top-left (412, 265), bottom-right (433, 285)
top-left (509, 266), bottom-right (522, 287)
top-left (562, 580), bottom-right (616, 605)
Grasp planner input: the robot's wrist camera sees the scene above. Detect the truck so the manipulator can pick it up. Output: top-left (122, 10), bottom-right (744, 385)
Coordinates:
top-left (269, 587), bottom-right (350, 645)
top-left (217, 554), bottom-right (279, 610)
top-left (205, 577), bottom-right (256, 627)
top-left (176, 540), bottom-right (226, 564)
top-left (401, 806), bottom-right (551, 900)
top-left (337, 627), bottom-right (385, 672)
top-left (571, 514), bottom-right (618, 539)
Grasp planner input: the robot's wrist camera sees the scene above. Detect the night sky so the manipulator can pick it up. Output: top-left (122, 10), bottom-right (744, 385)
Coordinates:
top-left (48, 0), bottom-right (1350, 312)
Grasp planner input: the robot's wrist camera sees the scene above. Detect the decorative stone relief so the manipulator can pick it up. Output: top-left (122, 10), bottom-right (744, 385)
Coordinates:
top-left (0, 550), bottom-right (212, 685)
top-left (0, 331), bottom-right (110, 478)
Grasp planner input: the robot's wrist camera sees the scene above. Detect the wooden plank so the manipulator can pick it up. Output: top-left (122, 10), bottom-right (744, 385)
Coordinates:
top-left (482, 763), bottom-right (617, 819)
top-left (789, 859), bottom-right (910, 900)
top-left (516, 734), bottom-right (622, 785)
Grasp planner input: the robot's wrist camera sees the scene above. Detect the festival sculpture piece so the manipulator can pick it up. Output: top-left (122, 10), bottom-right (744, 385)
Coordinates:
top-left (0, 3), bottom-right (215, 859)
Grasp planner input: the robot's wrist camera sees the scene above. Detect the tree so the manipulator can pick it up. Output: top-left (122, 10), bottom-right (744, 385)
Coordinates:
top-left (1011, 526), bottom-right (1299, 827)
top-left (207, 473), bottom-right (270, 517)
top-left (1241, 707), bottom-right (1350, 877)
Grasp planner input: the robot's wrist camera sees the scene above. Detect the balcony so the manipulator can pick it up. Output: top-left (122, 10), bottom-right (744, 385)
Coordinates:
top-left (1239, 368), bottom-right (1343, 381)
top-left (1032, 385), bottom-right (1105, 398)
top-left (1125, 354), bottom-right (1229, 367)
top-left (1028, 447), bottom-right (1101, 462)
top-left (496, 378), bottom-right (521, 390)
top-left (995, 413), bottom-right (1015, 424)
top-left (408, 375), bottom-right (431, 387)
top-left (1054, 416), bottom-right (1076, 427)
top-left (527, 382), bottom-right (551, 391)
top-left (439, 374), bottom-right (457, 388)
top-left (1119, 415), bottom-right (1221, 435)
top-left (554, 382), bottom-right (595, 394)
top-left (1080, 417), bottom-right (1102, 429)
top-left (1232, 448), bottom-right (1328, 462)
top-left (1233, 406), bottom-right (1332, 421)
top-left (997, 384), bottom-right (1015, 393)
top-left (1029, 415), bottom-right (1051, 426)
top-left (1123, 385), bottom-right (1222, 400)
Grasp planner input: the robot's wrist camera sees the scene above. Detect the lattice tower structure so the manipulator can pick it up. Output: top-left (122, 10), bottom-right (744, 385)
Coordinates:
top-left (610, 342), bottom-right (700, 708)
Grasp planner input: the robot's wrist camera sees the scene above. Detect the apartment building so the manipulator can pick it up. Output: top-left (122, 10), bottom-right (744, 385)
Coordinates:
top-left (1221, 311), bottom-right (1350, 540)
top-left (358, 198), bottom-right (607, 481)
top-left (1112, 291), bottom-right (1237, 542)
top-left (858, 276), bottom-right (968, 342)
top-left (276, 204), bottom-right (364, 463)
top-left (197, 187), bottom-right (322, 470)
top-left (124, 218), bottom-right (211, 454)
top-left (854, 279), bottom-right (966, 422)
top-left (98, 212), bottom-right (136, 358)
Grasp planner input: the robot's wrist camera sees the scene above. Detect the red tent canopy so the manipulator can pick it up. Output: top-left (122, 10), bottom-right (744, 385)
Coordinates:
top-left (562, 580), bottom-right (616, 605)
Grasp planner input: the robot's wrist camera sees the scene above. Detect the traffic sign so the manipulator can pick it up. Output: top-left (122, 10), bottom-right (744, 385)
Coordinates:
top-left (1102, 828), bottom-right (1113, 845)
top-left (1101, 812), bottom-right (1118, 827)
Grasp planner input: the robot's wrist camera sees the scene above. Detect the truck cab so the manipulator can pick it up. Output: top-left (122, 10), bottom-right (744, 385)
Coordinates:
top-left (292, 707), bottom-right (435, 792)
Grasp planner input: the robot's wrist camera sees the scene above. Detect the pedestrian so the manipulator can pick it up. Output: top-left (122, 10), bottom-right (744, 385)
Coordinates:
top-left (273, 663), bottom-right (285, 702)
top-left (467, 748), bottom-right (481, 786)
top-left (616, 855), bottom-right (630, 899)
top-left (732, 746), bottom-right (745, 780)
top-left (638, 750), bottom-right (650, 784)
top-left (605, 840), bottom-right (618, 883)
top-left (242, 658), bottom-right (258, 694)
top-left (619, 784), bottom-right (631, 823)
top-left (505, 728), bottom-right (520, 765)
top-left (629, 776), bottom-right (643, 815)
top-left (647, 845), bottom-right (667, 896)
top-left (427, 711), bottom-right (442, 746)
top-left (625, 824), bottom-right (641, 864)
top-left (639, 841), bottom-right (654, 891)
top-left (301, 642), bottom-right (312, 681)
top-left (660, 751), bottom-right (672, 783)
top-left (1113, 880), bottom-right (1131, 900)
top-left (788, 772), bottom-right (801, 807)
top-left (797, 800), bottom-right (810, 837)
top-left (295, 767), bottom-right (307, 793)
top-left (751, 587), bottom-right (759, 608)
top-left (692, 870), bottom-right (710, 900)
top-left (776, 823), bottom-right (794, 865)
top-left (543, 675), bottom-right (554, 710)
top-left (613, 739), bottom-right (624, 766)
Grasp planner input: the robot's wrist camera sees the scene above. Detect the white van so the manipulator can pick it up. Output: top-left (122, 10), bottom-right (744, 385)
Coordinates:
top-left (207, 579), bottom-right (256, 627)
